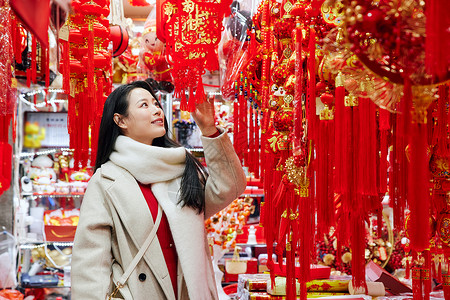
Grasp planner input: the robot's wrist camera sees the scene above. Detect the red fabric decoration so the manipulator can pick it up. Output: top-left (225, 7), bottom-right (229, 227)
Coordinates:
top-left (10, 0), bottom-right (50, 47)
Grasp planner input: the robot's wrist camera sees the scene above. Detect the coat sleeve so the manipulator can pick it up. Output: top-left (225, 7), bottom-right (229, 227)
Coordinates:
top-left (201, 128), bottom-right (247, 219)
top-left (71, 171), bottom-right (114, 300)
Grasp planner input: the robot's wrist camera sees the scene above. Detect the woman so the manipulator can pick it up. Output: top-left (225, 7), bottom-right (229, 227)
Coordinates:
top-left (71, 80), bottom-right (246, 300)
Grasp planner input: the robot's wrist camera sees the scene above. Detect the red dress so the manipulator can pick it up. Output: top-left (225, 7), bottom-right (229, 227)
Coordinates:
top-left (138, 182), bottom-right (178, 298)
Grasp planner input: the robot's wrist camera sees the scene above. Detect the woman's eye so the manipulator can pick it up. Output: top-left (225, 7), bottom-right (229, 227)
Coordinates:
top-left (141, 102), bottom-right (148, 107)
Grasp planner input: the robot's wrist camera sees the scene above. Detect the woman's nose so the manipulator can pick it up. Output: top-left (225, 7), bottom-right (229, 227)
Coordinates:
top-left (154, 106), bottom-right (162, 116)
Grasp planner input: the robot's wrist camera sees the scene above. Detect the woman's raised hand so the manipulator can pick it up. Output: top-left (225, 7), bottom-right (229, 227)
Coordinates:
top-left (191, 95), bottom-right (218, 136)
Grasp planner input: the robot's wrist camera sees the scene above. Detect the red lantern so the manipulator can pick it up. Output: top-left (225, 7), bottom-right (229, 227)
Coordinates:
top-left (110, 25), bottom-right (129, 57)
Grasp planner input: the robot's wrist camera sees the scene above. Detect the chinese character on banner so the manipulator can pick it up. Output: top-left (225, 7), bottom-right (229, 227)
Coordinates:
top-left (157, 0), bottom-right (231, 111)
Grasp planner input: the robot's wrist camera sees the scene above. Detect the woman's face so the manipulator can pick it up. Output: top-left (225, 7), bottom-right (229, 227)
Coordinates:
top-left (115, 88), bottom-right (166, 145)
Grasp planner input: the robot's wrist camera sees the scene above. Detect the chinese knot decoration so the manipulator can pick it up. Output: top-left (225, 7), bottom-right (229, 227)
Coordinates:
top-left (157, 0), bottom-right (231, 111)
top-left (61, 0), bottom-right (112, 167)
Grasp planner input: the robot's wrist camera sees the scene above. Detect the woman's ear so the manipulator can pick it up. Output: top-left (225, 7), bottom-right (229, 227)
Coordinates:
top-left (113, 113), bottom-right (127, 129)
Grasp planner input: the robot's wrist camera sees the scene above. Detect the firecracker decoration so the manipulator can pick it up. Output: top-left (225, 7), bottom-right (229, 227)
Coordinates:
top-left (60, 0), bottom-right (111, 167)
top-left (0, 0), bottom-right (16, 197)
top-left (157, 0), bottom-right (231, 111)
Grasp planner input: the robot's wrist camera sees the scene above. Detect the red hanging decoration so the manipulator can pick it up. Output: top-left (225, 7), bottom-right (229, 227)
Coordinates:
top-left (64, 0), bottom-right (111, 167)
top-left (159, 0), bottom-right (231, 111)
top-left (10, 0), bottom-right (50, 47)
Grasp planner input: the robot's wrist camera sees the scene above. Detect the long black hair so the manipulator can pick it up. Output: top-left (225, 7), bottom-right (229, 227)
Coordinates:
top-left (95, 79), bottom-right (208, 214)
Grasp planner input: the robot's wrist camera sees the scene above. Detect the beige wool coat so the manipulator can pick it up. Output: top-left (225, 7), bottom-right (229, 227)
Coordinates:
top-left (71, 131), bottom-right (247, 300)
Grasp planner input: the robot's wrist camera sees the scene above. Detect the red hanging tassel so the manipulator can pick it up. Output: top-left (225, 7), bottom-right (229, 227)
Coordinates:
top-left (26, 68), bottom-right (31, 87)
top-left (438, 250), bottom-right (443, 283)
top-left (14, 20), bottom-right (23, 64)
top-left (31, 34), bottom-right (37, 84)
top-left (307, 27), bottom-right (316, 143)
top-left (188, 86), bottom-right (196, 112)
top-left (87, 21), bottom-right (95, 100)
top-left (379, 108), bottom-right (390, 194)
top-left (62, 41), bottom-right (70, 94)
top-left (255, 110), bottom-right (261, 178)
top-left (317, 94), bottom-right (335, 235)
top-left (435, 84), bottom-right (448, 155)
top-left (300, 190), bottom-right (313, 300)
top-left (405, 250), bottom-right (411, 279)
top-left (444, 274), bottom-right (450, 300)
top-left (249, 106), bottom-right (255, 174)
top-left (286, 231), bottom-right (297, 300)
top-left (196, 73), bottom-right (206, 104)
top-left (239, 90), bottom-right (248, 166)
top-left (425, 0), bottom-right (450, 81)
top-left (233, 98), bottom-right (239, 153)
top-left (407, 77), bottom-right (431, 251)
top-left (391, 114), bottom-right (407, 231)
top-left (45, 45), bottom-right (50, 106)
top-left (180, 89), bottom-right (188, 111)
top-left (357, 98), bottom-right (378, 196)
top-left (422, 251), bottom-right (431, 300)
top-left (351, 213), bottom-right (367, 291)
top-left (293, 17), bottom-right (302, 155)
top-left (412, 266), bottom-right (423, 300)
top-left (334, 73), bottom-right (345, 193)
